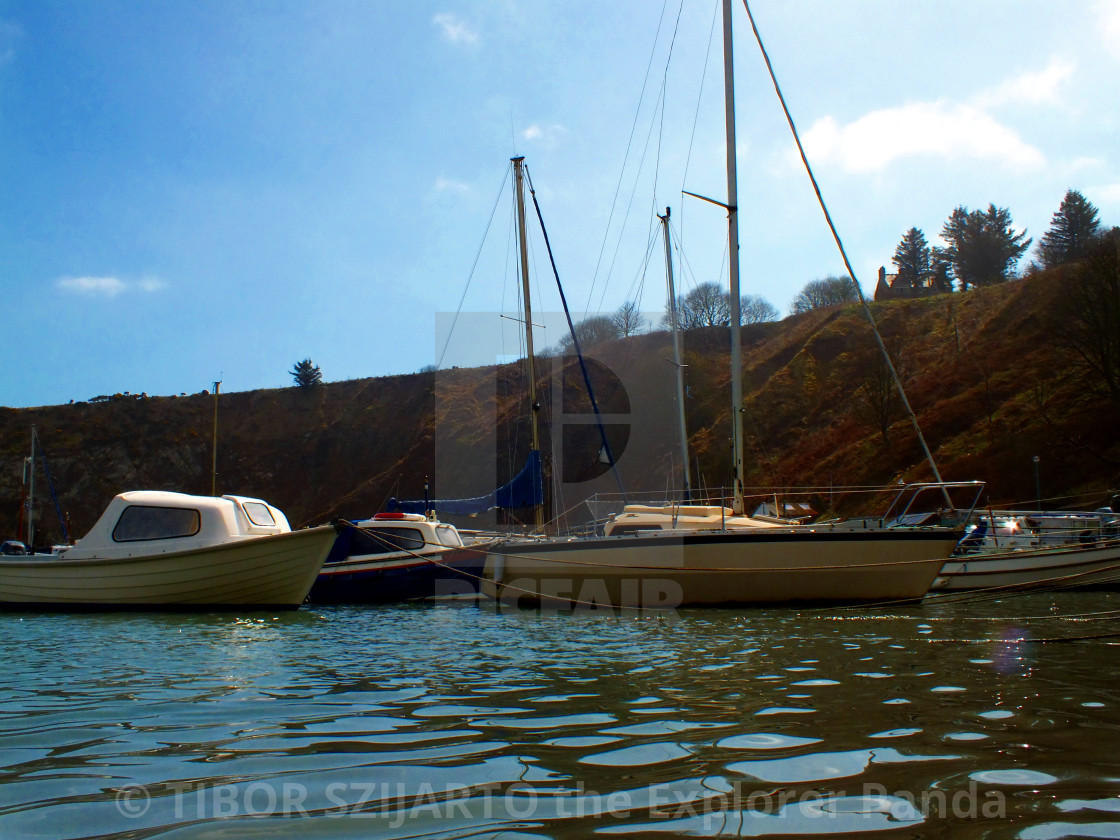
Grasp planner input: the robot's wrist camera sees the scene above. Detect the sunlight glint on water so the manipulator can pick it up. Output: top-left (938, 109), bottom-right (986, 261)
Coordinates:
top-left (2, 593), bottom-right (1120, 838)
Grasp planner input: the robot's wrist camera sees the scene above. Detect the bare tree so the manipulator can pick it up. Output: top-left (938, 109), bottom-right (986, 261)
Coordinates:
top-left (790, 275), bottom-right (860, 314)
top-left (681, 282), bottom-right (731, 328)
top-left (611, 300), bottom-right (646, 337)
top-left (556, 315), bottom-right (622, 355)
top-left (662, 285), bottom-right (777, 329)
top-left (740, 294), bottom-right (779, 324)
top-left (855, 350), bottom-right (904, 446)
top-left (1053, 229), bottom-right (1120, 402)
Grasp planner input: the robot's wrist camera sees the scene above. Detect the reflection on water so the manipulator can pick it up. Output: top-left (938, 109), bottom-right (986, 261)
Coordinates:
top-left (2, 593), bottom-right (1120, 838)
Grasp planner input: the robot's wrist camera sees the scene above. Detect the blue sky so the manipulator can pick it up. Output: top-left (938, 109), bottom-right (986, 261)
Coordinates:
top-left (2, 0), bottom-right (1117, 408)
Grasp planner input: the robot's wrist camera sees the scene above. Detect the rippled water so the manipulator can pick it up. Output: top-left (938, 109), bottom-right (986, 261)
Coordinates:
top-left (3, 592), bottom-right (1120, 838)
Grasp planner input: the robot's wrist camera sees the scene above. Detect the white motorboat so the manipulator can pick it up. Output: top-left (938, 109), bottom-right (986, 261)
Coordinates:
top-left (931, 507), bottom-right (1120, 592)
top-left (0, 491), bottom-right (337, 609)
top-left (309, 512), bottom-right (492, 603)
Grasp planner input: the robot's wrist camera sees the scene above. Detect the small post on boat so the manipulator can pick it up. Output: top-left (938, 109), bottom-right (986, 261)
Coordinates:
top-left (512, 156), bottom-right (544, 529)
top-left (721, 0), bottom-right (746, 514)
top-left (660, 207), bottom-right (692, 499)
top-left (1032, 455), bottom-right (1041, 512)
top-left (211, 380), bottom-right (221, 496)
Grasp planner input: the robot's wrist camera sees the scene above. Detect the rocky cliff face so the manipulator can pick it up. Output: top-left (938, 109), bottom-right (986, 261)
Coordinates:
top-left (3, 271), bottom-right (1117, 546)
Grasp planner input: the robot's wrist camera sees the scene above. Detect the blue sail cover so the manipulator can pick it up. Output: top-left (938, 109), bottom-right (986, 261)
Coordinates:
top-left (388, 450), bottom-right (543, 516)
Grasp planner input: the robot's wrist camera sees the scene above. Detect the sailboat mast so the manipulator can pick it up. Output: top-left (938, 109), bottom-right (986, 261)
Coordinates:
top-left (722, 0), bottom-right (746, 514)
top-left (211, 380), bottom-right (220, 496)
top-left (25, 425), bottom-right (36, 546)
top-left (660, 208), bottom-right (692, 498)
top-left (512, 156), bottom-right (544, 528)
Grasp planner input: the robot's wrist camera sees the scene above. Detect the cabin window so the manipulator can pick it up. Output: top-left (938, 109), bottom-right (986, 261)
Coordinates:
top-left (351, 527), bottom-right (426, 555)
top-left (113, 505), bottom-right (201, 542)
top-left (242, 502), bottom-right (277, 527)
top-left (436, 526), bottom-right (463, 548)
top-left (609, 524), bottom-right (661, 536)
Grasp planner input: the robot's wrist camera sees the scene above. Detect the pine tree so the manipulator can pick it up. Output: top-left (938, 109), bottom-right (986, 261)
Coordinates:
top-left (290, 358), bottom-right (323, 388)
top-left (930, 248), bottom-right (954, 293)
top-left (1037, 189), bottom-right (1101, 269)
top-left (892, 228), bottom-right (932, 293)
top-left (940, 204), bottom-right (1031, 289)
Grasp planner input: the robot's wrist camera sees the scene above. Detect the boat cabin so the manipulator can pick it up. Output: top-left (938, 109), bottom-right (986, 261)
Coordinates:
top-left (327, 511), bottom-right (464, 564)
top-left (603, 504), bottom-right (781, 536)
top-left (62, 491), bottom-right (292, 560)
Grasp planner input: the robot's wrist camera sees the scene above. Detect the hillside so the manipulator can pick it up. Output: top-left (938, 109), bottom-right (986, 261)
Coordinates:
top-left (3, 270), bottom-right (1117, 546)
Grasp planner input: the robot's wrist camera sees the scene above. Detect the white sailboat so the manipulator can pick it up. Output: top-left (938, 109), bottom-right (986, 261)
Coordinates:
top-left (480, 0), bottom-right (967, 608)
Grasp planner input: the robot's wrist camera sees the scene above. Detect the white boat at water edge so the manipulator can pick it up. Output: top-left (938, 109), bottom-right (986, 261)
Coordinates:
top-left (0, 491), bottom-right (338, 610)
top-left (309, 512), bottom-right (495, 603)
top-left (931, 505), bottom-right (1120, 592)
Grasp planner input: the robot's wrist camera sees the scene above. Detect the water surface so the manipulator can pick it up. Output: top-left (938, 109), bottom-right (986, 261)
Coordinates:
top-left (2, 592), bottom-right (1120, 838)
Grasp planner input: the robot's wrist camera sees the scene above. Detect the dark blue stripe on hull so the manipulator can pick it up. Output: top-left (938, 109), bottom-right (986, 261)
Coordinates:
top-left (308, 557), bottom-right (484, 604)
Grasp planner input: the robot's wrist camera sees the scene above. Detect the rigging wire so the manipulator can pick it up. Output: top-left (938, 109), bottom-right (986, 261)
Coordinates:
top-left (739, 0), bottom-right (947, 492)
top-left (594, 70), bottom-right (673, 317)
top-left (584, 0), bottom-right (674, 316)
top-left (436, 168), bottom-right (511, 370)
top-left (677, 0), bottom-right (722, 256)
top-left (600, 0), bottom-right (687, 317)
top-left (526, 166), bottom-right (628, 503)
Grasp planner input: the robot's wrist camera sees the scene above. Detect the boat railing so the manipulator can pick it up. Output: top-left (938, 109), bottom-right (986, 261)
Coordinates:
top-left (955, 508), bottom-right (1120, 553)
top-left (554, 480), bottom-right (987, 536)
top-left (880, 480), bottom-right (987, 527)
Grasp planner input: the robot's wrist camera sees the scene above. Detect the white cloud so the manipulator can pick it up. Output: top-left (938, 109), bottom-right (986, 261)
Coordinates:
top-left (801, 100), bottom-right (1045, 175)
top-left (521, 123), bottom-right (566, 148)
top-left (58, 276), bottom-right (126, 296)
top-left (434, 176), bottom-right (470, 193)
top-left (1098, 0), bottom-right (1120, 58)
top-left (973, 57), bottom-right (1075, 108)
top-left (57, 275), bottom-right (167, 296)
top-left (433, 13), bottom-right (478, 45)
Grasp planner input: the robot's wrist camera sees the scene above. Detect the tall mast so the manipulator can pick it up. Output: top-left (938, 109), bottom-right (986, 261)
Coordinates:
top-left (659, 208), bottom-right (692, 498)
top-left (512, 156), bottom-right (543, 528)
top-left (25, 425), bottom-right (36, 546)
top-left (722, 0), bottom-right (746, 514)
top-left (211, 380), bottom-right (221, 496)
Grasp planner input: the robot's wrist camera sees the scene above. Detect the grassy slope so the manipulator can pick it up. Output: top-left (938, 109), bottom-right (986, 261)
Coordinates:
top-left (2, 271), bottom-right (1117, 543)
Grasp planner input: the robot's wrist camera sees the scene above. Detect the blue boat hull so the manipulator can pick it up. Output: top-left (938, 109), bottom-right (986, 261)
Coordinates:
top-left (307, 548), bottom-right (486, 604)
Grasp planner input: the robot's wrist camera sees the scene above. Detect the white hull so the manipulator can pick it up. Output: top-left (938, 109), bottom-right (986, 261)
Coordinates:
top-left (931, 539), bottom-right (1120, 591)
top-left (0, 525), bottom-right (337, 609)
top-left (482, 527), bottom-right (960, 607)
